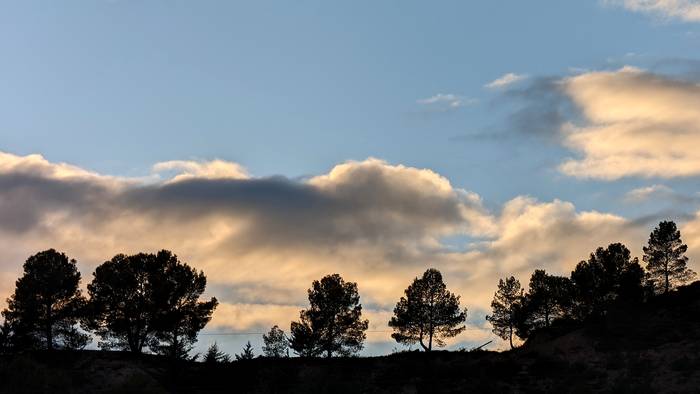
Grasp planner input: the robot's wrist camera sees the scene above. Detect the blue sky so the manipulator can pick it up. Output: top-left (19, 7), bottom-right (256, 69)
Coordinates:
top-left (3, 1), bottom-right (700, 355)
top-left (3, 1), bottom-right (699, 207)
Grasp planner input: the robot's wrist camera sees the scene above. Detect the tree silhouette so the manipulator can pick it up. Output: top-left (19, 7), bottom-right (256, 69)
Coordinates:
top-left (289, 274), bottom-right (369, 358)
top-left (84, 250), bottom-right (217, 354)
top-left (571, 243), bottom-right (644, 318)
top-left (643, 221), bottom-right (696, 294)
top-left (149, 251), bottom-right (218, 359)
top-left (2, 249), bottom-right (88, 350)
top-left (515, 270), bottom-right (571, 338)
top-left (262, 325), bottom-right (289, 358)
top-left (486, 276), bottom-right (523, 349)
top-left (389, 268), bottom-right (467, 351)
top-left (235, 341), bottom-right (255, 360)
top-left (203, 342), bottom-right (231, 364)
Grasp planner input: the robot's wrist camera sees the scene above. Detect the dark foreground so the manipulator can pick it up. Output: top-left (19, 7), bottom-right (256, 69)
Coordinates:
top-left (3, 284), bottom-right (700, 394)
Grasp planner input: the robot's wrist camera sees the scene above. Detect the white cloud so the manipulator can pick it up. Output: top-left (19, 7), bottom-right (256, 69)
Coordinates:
top-left (417, 93), bottom-right (477, 110)
top-left (485, 73), bottom-right (528, 89)
top-left (606, 0), bottom-right (700, 22)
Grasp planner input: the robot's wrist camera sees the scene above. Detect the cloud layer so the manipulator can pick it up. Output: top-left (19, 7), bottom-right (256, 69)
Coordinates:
top-left (0, 151), bottom-right (698, 352)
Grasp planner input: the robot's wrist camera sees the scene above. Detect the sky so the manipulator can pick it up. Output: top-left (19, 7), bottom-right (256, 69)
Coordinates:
top-left (3, 0), bottom-right (700, 356)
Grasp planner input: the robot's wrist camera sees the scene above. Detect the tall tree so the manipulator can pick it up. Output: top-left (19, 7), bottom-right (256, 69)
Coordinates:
top-left (262, 325), bottom-right (289, 358)
top-left (389, 268), bottom-right (467, 351)
top-left (643, 221), bottom-right (696, 294)
top-left (289, 274), bottom-right (368, 358)
top-left (486, 276), bottom-right (523, 349)
top-left (2, 249), bottom-right (87, 350)
top-left (84, 250), bottom-right (217, 354)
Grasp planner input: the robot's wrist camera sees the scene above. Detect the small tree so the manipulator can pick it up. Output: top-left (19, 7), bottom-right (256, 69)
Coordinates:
top-left (289, 274), bottom-right (369, 358)
top-left (643, 221), bottom-right (696, 294)
top-left (2, 249), bottom-right (87, 350)
top-left (203, 342), bottom-right (231, 364)
top-left (389, 268), bottom-right (467, 351)
top-left (262, 325), bottom-right (289, 358)
top-left (235, 341), bottom-right (255, 360)
top-left (486, 276), bottom-right (523, 349)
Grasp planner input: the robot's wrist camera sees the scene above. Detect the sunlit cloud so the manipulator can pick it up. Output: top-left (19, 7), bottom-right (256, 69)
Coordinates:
top-left (557, 66), bottom-right (700, 179)
top-left (153, 159), bottom-right (250, 182)
top-left (605, 0), bottom-right (700, 22)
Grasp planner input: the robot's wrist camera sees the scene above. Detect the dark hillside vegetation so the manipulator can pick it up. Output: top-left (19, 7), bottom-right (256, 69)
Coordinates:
top-left (2, 281), bottom-right (700, 393)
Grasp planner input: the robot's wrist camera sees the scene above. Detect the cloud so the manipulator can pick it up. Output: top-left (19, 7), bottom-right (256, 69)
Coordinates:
top-left (503, 66), bottom-right (700, 180)
top-left (1, 151), bottom-right (699, 354)
top-left (417, 93), bottom-right (477, 110)
top-left (606, 0), bottom-right (700, 22)
top-left (624, 184), bottom-right (675, 202)
top-left (152, 159), bottom-right (249, 182)
top-left (557, 66), bottom-right (700, 179)
top-left (485, 73), bottom-right (528, 89)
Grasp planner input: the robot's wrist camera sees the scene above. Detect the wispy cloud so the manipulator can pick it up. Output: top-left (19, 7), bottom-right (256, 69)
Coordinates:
top-left (485, 73), bottom-right (528, 89)
top-left (605, 0), bottom-right (700, 22)
top-left (624, 184), bottom-right (675, 202)
top-left (417, 93), bottom-right (477, 110)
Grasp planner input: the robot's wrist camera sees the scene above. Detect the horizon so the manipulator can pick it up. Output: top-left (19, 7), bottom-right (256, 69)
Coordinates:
top-left (3, 1), bottom-right (700, 357)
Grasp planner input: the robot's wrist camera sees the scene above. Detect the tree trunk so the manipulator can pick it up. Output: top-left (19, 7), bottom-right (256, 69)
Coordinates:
top-left (419, 334), bottom-right (429, 351)
top-left (509, 326), bottom-right (514, 350)
top-left (46, 303), bottom-right (53, 351)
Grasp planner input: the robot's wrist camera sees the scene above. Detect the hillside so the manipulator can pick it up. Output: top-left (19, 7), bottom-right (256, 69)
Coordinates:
top-left (2, 282), bottom-right (700, 394)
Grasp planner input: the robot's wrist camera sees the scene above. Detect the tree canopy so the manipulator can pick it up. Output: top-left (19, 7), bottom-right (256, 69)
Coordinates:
top-left (389, 268), bottom-right (467, 351)
top-left (262, 325), bottom-right (289, 358)
top-left (2, 249), bottom-right (88, 350)
top-left (513, 270), bottom-right (571, 339)
top-left (84, 250), bottom-right (217, 355)
top-left (289, 274), bottom-right (368, 358)
top-left (571, 243), bottom-right (644, 319)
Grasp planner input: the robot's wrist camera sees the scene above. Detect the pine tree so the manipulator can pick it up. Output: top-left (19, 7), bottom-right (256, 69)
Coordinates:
top-left (2, 249), bottom-right (87, 350)
top-left (643, 221), bottom-right (696, 294)
top-left (486, 276), bottom-right (523, 349)
top-left (289, 274), bottom-right (369, 358)
top-left (203, 342), bottom-right (231, 364)
top-left (389, 268), bottom-right (467, 351)
top-left (235, 341), bottom-right (255, 360)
